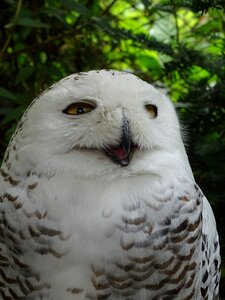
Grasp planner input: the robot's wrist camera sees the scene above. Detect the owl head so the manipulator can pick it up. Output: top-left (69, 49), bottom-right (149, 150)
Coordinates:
top-left (6, 70), bottom-right (190, 179)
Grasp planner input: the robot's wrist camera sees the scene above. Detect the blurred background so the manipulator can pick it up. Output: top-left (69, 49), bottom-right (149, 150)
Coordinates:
top-left (0, 0), bottom-right (225, 296)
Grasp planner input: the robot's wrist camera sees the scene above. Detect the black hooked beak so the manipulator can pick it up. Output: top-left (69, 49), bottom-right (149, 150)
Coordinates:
top-left (105, 118), bottom-right (136, 167)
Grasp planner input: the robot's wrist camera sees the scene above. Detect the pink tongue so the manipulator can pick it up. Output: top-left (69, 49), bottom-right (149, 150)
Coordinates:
top-left (111, 146), bottom-right (127, 160)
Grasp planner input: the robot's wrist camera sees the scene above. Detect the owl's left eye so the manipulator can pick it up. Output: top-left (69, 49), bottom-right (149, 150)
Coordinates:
top-left (63, 102), bottom-right (96, 115)
top-left (145, 104), bottom-right (158, 119)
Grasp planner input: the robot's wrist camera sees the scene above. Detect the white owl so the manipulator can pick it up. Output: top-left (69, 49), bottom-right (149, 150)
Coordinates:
top-left (0, 70), bottom-right (220, 300)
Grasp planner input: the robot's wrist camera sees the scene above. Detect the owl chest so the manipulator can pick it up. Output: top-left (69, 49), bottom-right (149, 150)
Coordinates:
top-left (61, 183), bottom-right (200, 299)
top-left (33, 176), bottom-right (201, 263)
top-left (22, 176), bottom-right (201, 299)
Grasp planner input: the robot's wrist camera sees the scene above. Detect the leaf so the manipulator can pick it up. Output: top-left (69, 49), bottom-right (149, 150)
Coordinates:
top-left (60, 0), bottom-right (89, 16)
top-left (141, 0), bottom-right (152, 10)
top-left (137, 54), bottom-right (161, 70)
top-left (39, 7), bottom-right (67, 25)
top-left (0, 106), bottom-right (26, 126)
top-left (16, 66), bottom-right (34, 84)
top-left (7, 17), bottom-right (50, 28)
top-left (0, 88), bottom-right (17, 101)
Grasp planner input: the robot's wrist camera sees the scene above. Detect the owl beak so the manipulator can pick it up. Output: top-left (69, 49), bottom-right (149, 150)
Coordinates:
top-left (104, 118), bottom-right (134, 167)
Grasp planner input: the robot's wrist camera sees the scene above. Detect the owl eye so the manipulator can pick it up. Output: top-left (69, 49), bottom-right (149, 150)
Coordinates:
top-left (63, 102), bottom-right (96, 115)
top-left (145, 104), bottom-right (158, 119)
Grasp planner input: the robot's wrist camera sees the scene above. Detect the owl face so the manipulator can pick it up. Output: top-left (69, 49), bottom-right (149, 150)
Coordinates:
top-left (11, 70), bottom-right (186, 178)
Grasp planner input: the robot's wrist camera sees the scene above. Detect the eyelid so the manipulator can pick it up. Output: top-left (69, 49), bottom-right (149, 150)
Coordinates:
top-left (79, 99), bottom-right (97, 106)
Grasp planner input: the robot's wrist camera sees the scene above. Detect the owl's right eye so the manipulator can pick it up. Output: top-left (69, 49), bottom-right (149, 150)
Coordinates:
top-left (63, 102), bottom-right (96, 115)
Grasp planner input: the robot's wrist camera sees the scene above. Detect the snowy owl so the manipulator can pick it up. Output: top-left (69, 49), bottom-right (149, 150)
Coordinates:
top-left (0, 70), bottom-right (220, 300)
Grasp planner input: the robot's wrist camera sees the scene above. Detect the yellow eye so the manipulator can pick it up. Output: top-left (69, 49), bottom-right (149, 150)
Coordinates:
top-left (63, 102), bottom-right (96, 115)
top-left (145, 104), bottom-right (158, 119)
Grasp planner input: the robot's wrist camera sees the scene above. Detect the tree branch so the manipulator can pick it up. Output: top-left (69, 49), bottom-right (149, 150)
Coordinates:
top-left (0, 0), bottom-right (23, 59)
top-left (101, 0), bottom-right (118, 16)
top-left (171, 0), bottom-right (180, 45)
top-left (3, 29), bottom-right (77, 58)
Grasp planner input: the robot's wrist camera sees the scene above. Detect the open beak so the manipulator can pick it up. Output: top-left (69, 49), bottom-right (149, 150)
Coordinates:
top-left (104, 118), bottom-right (134, 167)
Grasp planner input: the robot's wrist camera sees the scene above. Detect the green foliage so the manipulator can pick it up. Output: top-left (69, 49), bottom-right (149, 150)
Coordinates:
top-left (1, 0), bottom-right (225, 294)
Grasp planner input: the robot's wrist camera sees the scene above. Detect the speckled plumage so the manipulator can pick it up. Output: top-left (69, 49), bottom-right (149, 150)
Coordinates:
top-left (0, 70), bottom-right (220, 299)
